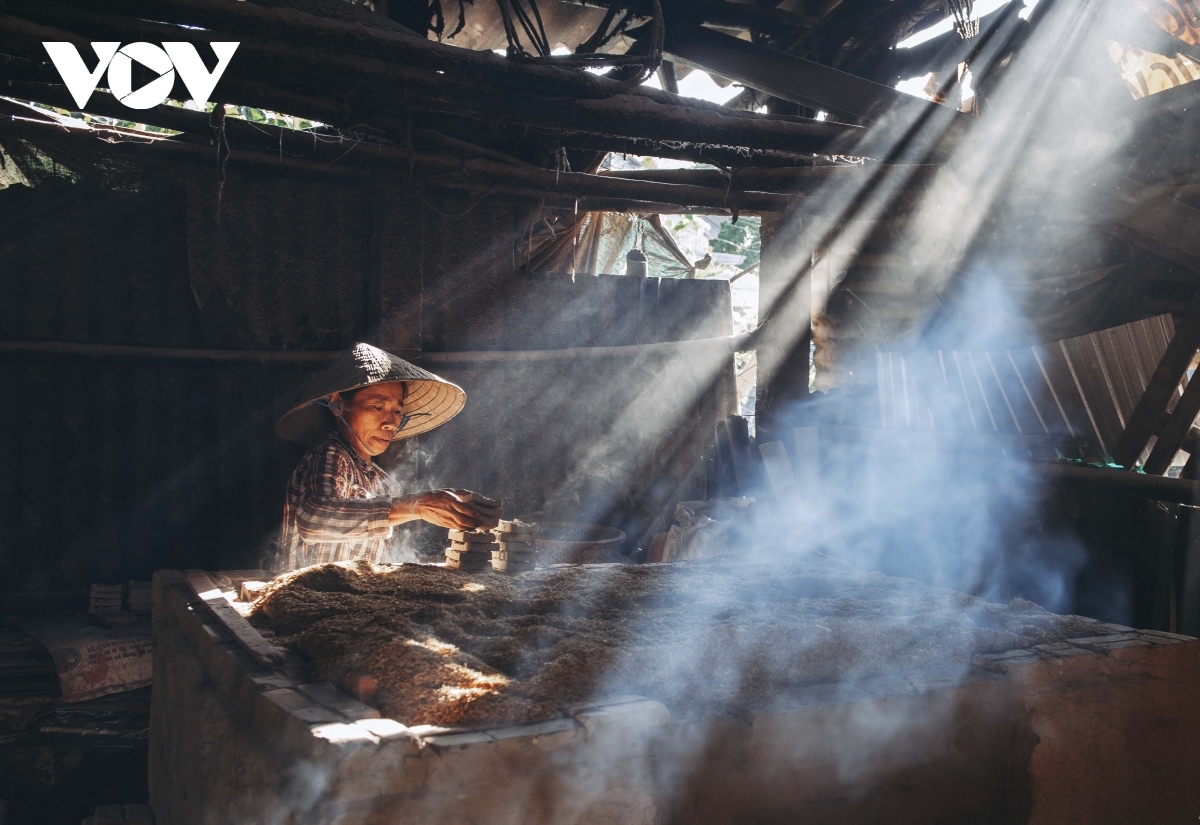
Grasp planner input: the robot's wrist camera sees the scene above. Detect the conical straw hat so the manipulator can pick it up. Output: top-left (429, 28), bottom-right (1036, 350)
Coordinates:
top-left (275, 343), bottom-right (465, 443)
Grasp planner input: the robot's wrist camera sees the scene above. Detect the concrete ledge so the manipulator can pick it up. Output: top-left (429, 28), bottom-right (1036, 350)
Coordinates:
top-left (150, 570), bottom-right (1200, 825)
top-left (150, 570), bottom-right (667, 824)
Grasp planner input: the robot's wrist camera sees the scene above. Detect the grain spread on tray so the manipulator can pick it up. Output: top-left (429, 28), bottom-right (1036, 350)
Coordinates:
top-left (251, 555), bottom-right (1109, 727)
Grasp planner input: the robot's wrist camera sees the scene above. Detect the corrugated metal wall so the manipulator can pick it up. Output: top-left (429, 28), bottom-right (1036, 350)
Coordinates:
top-left (875, 315), bottom-right (1179, 461)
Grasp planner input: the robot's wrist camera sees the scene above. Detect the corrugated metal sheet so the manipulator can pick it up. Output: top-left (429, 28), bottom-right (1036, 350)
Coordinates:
top-left (876, 315), bottom-right (1180, 461)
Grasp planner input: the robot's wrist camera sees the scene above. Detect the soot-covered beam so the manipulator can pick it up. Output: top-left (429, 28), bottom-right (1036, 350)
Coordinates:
top-left (558, 0), bottom-right (818, 36)
top-left (0, 115), bottom-right (797, 213)
top-left (0, 2), bottom-right (859, 159)
top-left (660, 22), bottom-right (961, 125)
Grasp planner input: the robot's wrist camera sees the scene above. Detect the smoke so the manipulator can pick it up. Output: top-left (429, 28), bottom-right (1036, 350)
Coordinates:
top-left (255, 760), bottom-right (336, 825)
top-left (505, 0), bottom-right (1151, 814)
top-left (739, 0), bottom-right (1155, 611)
top-left (803, 269), bottom-right (1091, 611)
top-left (244, 1), bottom-right (1161, 819)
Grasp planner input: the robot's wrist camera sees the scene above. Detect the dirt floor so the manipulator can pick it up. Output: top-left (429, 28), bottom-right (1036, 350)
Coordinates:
top-left (252, 555), bottom-right (1108, 727)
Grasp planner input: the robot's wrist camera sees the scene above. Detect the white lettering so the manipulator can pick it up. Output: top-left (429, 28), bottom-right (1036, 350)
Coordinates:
top-left (107, 42), bottom-right (176, 110)
top-left (41, 42), bottom-right (120, 109)
top-left (162, 42), bottom-right (239, 108)
top-left (41, 41), bottom-right (239, 111)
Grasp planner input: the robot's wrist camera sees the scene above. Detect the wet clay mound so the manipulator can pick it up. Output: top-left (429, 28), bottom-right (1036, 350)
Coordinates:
top-left (252, 557), bottom-right (1106, 727)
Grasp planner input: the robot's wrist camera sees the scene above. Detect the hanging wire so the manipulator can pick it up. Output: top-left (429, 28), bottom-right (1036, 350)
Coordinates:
top-left (495, 0), bottom-right (550, 57)
top-left (428, 0), bottom-right (446, 39)
top-left (576, 0), bottom-right (632, 55)
top-left (515, 0), bottom-right (551, 56)
top-left (448, 0), bottom-right (473, 39)
top-left (495, 0), bottom-right (664, 83)
top-left (946, 0), bottom-right (978, 39)
top-left (495, 0), bottom-right (526, 56)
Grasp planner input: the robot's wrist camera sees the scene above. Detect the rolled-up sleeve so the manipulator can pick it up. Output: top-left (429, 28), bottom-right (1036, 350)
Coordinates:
top-left (296, 447), bottom-right (393, 544)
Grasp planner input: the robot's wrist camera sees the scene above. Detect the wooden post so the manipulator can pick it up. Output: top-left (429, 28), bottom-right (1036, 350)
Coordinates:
top-left (1144, 368), bottom-right (1200, 475)
top-left (755, 211), bottom-right (812, 440)
top-left (1113, 292), bottom-right (1200, 469)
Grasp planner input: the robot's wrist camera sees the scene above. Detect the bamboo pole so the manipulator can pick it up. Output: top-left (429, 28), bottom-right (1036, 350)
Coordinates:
top-left (0, 7), bottom-right (861, 157)
top-left (0, 117), bottom-right (798, 211)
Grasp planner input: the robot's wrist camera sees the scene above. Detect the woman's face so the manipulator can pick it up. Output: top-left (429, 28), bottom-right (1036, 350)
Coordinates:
top-left (336, 382), bottom-right (405, 457)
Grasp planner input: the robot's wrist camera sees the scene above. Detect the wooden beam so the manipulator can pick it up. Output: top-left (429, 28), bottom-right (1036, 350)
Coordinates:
top-left (418, 159), bottom-right (798, 210)
top-left (0, 5), bottom-right (861, 157)
top-left (1144, 371), bottom-right (1200, 475)
top-left (1040, 461), bottom-right (1200, 505)
top-left (884, 1), bottom-right (1026, 83)
top-left (558, 0), bottom-right (818, 35)
top-left (29, 0), bottom-right (758, 114)
top-left (5, 81), bottom-right (673, 175)
top-left (0, 115), bottom-right (799, 211)
top-left (1091, 176), bottom-right (1200, 275)
top-left (597, 163), bottom-right (939, 192)
top-left (0, 73), bottom-right (828, 170)
top-left (660, 22), bottom-right (961, 126)
top-left (0, 335), bottom-right (755, 366)
top-left (819, 424), bottom-right (1200, 504)
top-left (503, 130), bottom-right (825, 168)
top-left (0, 117), bottom-right (372, 181)
top-left (1005, 165), bottom-right (1200, 290)
top-left (1112, 292), bottom-right (1200, 468)
top-left (421, 179), bottom-right (757, 214)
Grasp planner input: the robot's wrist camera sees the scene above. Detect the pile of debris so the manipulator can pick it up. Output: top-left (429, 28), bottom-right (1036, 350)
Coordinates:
top-left (251, 554), bottom-right (1114, 728)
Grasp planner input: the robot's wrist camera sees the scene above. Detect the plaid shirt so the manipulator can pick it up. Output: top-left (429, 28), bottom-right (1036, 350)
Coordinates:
top-left (276, 430), bottom-right (401, 571)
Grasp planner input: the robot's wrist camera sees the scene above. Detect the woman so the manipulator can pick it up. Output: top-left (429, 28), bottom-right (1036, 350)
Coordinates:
top-left (273, 342), bottom-right (496, 571)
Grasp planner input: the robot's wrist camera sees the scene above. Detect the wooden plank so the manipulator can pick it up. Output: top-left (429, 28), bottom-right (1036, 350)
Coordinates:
top-left (260, 687), bottom-right (342, 724)
top-left (1144, 368), bottom-right (1200, 474)
top-left (1062, 335), bottom-right (1125, 454)
top-left (1095, 327), bottom-right (1140, 422)
top-left (184, 570), bottom-right (286, 670)
top-left (661, 23), bottom-right (958, 127)
top-left (1092, 178), bottom-right (1200, 275)
top-left (1113, 293), bottom-right (1200, 468)
top-left (296, 682), bottom-right (381, 721)
top-left (816, 424), bottom-right (1085, 464)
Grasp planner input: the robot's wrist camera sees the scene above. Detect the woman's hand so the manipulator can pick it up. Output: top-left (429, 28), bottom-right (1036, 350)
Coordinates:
top-left (389, 490), bottom-right (500, 531)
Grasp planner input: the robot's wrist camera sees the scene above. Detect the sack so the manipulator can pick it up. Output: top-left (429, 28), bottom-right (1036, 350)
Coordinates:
top-left (10, 616), bottom-right (152, 702)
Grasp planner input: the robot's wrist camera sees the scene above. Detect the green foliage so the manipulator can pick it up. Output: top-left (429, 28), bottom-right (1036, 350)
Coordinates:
top-left (712, 219), bottom-right (760, 266)
top-left (663, 213), bottom-right (704, 238)
top-left (165, 100), bottom-right (321, 131)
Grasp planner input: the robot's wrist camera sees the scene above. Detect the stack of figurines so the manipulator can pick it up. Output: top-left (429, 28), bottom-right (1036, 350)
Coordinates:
top-left (88, 583), bottom-right (124, 615)
top-left (444, 493), bottom-right (503, 571)
top-left (490, 520), bottom-right (539, 573)
top-left (445, 529), bottom-right (498, 571)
